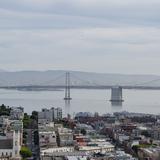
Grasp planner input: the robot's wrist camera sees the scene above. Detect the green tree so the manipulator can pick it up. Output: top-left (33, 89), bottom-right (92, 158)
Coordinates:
top-left (132, 145), bottom-right (139, 155)
top-left (81, 128), bottom-right (87, 135)
top-left (150, 139), bottom-right (153, 145)
top-left (33, 130), bottom-right (39, 145)
top-left (31, 111), bottom-right (38, 120)
top-left (23, 113), bottom-right (32, 129)
top-left (20, 146), bottom-right (32, 159)
top-left (141, 130), bottom-right (151, 137)
top-left (0, 104), bottom-right (11, 116)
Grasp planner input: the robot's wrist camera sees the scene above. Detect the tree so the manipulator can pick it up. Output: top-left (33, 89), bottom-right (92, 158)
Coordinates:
top-left (31, 111), bottom-right (38, 120)
top-left (132, 145), bottom-right (139, 155)
top-left (150, 139), bottom-right (153, 145)
top-left (81, 128), bottom-right (87, 135)
top-left (141, 130), bottom-right (151, 137)
top-left (0, 104), bottom-right (11, 116)
top-left (20, 146), bottom-right (32, 159)
top-left (34, 130), bottom-right (39, 145)
top-left (23, 113), bottom-right (32, 129)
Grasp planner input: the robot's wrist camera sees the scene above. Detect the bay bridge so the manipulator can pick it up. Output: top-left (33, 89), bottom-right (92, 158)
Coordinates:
top-left (1, 72), bottom-right (160, 102)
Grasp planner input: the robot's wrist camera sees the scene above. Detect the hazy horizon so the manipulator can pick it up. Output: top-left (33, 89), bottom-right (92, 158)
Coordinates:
top-left (2, 69), bottom-right (160, 76)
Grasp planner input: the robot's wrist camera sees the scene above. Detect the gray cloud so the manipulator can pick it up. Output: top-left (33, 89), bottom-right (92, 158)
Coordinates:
top-left (0, 28), bottom-right (160, 73)
top-left (0, 1), bottom-right (160, 74)
top-left (0, 0), bottom-right (160, 28)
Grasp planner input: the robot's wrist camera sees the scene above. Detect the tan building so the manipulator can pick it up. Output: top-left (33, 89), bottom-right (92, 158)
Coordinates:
top-left (39, 131), bottom-right (57, 148)
top-left (58, 128), bottom-right (74, 147)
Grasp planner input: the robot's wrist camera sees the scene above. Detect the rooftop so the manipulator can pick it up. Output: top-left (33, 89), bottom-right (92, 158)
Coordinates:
top-left (0, 139), bottom-right (13, 149)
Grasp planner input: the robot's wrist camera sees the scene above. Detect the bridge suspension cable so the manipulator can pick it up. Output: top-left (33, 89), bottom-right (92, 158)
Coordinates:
top-left (36, 72), bottom-right (160, 87)
top-left (70, 72), bottom-right (104, 87)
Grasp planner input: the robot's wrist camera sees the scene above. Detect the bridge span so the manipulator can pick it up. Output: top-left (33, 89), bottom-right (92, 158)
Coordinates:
top-left (1, 85), bottom-right (160, 90)
top-left (1, 72), bottom-right (160, 105)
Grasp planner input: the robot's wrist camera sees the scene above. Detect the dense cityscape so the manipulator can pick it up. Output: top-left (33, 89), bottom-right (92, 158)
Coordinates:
top-left (1, 103), bottom-right (160, 160)
top-left (1, 0), bottom-right (160, 160)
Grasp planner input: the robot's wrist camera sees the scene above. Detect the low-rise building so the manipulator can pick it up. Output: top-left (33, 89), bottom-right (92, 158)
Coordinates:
top-left (41, 147), bottom-right (84, 158)
top-left (0, 120), bottom-right (23, 160)
top-left (58, 127), bottom-right (74, 147)
top-left (138, 147), bottom-right (160, 160)
top-left (38, 107), bottom-right (62, 123)
top-left (39, 131), bottom-right (57, 148)
top-left (78, 141), bottom-right (114, 154)
top-left (10, 107), bottom-right (24, 120)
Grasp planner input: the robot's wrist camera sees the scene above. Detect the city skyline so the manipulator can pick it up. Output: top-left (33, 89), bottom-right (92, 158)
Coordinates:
top-left (0, 0), bottom-right (160, 74)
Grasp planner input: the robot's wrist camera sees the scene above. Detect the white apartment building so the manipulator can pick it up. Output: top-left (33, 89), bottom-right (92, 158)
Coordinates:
top-left (0, 120), bottom-right (23, 160)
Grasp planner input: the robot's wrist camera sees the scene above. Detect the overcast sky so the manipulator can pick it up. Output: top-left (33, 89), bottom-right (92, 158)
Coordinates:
top-left (0, 0), bottom-right (160, 74)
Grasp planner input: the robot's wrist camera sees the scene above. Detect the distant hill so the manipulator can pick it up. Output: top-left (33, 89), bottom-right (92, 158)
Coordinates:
top-left (0, 70), bottom-right (160, 87)
top-left (0, 69), bottom-right (7, 72)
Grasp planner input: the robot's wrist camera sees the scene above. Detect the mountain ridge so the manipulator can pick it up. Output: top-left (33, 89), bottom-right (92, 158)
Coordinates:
top-left (0, 70), bottom-right (160, 86)
top-left (1, 69), bottom-right (160, 77)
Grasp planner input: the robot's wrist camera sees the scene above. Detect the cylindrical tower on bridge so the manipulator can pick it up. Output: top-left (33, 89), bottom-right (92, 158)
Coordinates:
top-left (110, 86), bottom-right (124, 102)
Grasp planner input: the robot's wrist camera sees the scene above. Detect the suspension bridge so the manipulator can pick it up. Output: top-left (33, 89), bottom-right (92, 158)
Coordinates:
top-left (1, 72), bottom-right (160, 102)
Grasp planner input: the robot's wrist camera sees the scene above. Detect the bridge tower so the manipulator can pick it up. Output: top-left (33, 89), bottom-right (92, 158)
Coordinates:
top-left (64, 72), bottom-right (72, 100)
top-left (110, 86), bottom-right (124, 102)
